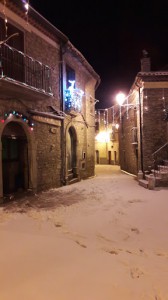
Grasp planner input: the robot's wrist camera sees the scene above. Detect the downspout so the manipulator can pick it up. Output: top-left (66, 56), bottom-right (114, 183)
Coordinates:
top-left (139, 86), bottom-right (143, 173)
top-left (135, 79), bottom-right (143, 174)
top-left (60, 42), bottom-right (66, 185)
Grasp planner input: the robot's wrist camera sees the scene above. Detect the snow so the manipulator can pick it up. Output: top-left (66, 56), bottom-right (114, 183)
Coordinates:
top-left (0, 165), bottom-right (168, 300)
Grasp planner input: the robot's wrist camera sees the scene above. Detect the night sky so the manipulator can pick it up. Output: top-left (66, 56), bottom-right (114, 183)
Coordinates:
top-left (29, 0), bottom-right (168, 108)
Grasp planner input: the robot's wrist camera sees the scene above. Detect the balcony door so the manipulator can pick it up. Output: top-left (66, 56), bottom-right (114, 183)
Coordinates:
top-left (0, 16), bottom-right (24, 82)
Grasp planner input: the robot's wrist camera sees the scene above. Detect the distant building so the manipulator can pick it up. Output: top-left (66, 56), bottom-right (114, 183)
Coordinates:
top-left (95, 108), bottom-right (119, 165)
top-left (0, 0), bottom-right (100, 200)
top-left (118, 52), bottom-right (168, 186)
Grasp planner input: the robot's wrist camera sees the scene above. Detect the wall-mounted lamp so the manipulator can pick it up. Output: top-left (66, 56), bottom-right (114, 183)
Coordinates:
top-left (115, 91), bottom-right (137, 119)
top-left (116, 92), bottom-right (126, 106)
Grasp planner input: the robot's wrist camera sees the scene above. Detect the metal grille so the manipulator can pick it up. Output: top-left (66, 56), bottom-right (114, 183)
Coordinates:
top-left (0, 43), bottom-right (52, 94)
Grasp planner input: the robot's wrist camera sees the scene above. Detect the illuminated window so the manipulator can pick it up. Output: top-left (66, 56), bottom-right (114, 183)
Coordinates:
top-left (65, 65), bottom-right (83, 112)
top-left (66, 65), bottom-right (75, 89)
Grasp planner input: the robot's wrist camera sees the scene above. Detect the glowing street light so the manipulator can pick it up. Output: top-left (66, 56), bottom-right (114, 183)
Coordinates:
top-left (116, 92), bottom-right (126, 106)
top-left (116, 92), bottom-right (128, 119)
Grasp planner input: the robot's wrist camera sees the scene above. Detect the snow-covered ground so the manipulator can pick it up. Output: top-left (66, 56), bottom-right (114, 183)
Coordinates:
top-left (0, 165), bottom-right (168, 300)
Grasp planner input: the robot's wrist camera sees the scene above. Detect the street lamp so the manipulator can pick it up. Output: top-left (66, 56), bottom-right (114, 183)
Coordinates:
top-left (116, 92), bottom-right (126, 106)
top-left (116, 90), bottom-right (138, 120)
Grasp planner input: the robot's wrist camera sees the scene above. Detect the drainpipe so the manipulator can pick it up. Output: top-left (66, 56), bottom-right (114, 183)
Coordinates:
top-left (60, 43), bottom-right (66, 185)
top-left (138, 50), bottom-right (151, 174)
top-left (139, 86), bottom-right (143, 173)
top-left (135, 79), bottom-right (143, 178)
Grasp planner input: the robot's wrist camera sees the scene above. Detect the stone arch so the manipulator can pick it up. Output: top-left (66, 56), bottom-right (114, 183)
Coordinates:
top-left (0, 119), bottom-right (37, 199)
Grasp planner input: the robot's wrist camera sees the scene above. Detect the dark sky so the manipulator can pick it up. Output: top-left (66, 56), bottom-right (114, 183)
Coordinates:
top-left (29, 0), bottom-right (168, 108)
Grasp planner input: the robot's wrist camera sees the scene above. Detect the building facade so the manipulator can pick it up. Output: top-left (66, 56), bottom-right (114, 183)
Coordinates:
top-left (118, 53), bottom-right (168, 184)
top-left (95, 108), bottom-right (119, 165)
top-left (0, 0), bottom-right (100, 200)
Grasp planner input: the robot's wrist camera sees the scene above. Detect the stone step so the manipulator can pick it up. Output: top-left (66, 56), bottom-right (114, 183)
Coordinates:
top-left (163, 160), bottom-right (168, 166)
top-left (138, 179), bottom-right (148, 189)
top-left (68, 177), bottom-right (79, 185)
top-left (68, 173), bottom-right (74, 180)
top-left (157, 165), bottom-right (168, 171)
top-left (145, 174), bottom-right (161, 187)
top-left (143, 159), bottom-right (168, 188)
top-left (151, 170), bottom-right (168, 180)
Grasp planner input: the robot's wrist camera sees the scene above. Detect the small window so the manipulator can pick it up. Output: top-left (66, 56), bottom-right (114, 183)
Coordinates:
top-left (131, 127), bottom-right (138, 144)
top-left (0, 17), bottom-right (24, 52)
top-left (81, 161), bottom-right (86, 170)
top-left (82, 151), bottom-right (86, 159)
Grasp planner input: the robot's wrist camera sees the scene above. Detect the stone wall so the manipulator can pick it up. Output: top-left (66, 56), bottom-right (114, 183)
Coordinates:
top-left (63, 51), bottom-right (97, 180)
top-left (25, 30), bottom-right (60, 109)
top-left (119, 107), bottom-right (138, 175)
top-left (118, 84), bottom-right (168, 176)
top-left (35, 121), bottom-right (62, 191)
top-left (0, 5), bottom-right (98, 197)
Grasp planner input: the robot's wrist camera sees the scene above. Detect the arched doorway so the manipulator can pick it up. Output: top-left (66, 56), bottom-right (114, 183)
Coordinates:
top-left (67, 126), bottom-right (77, 180)
top-left (2, 121), bottom-right (29, 195)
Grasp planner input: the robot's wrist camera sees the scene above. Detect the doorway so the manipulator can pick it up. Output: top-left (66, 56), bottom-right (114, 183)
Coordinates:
top-left (2, 122), bottom-right (29, 195)
top-left (108, 151), bottom-right (111, 164)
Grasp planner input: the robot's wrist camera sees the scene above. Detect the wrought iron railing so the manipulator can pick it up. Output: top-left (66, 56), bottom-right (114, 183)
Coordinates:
top-left (0, 43), bottom-right (52, 94)
top-left (151, 142), bottom-right (168, 177)
top-left (152, 142), bottom-right (168, 158)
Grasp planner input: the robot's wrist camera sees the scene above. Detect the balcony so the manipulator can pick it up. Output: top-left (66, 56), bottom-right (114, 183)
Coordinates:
top-left (0, 43), bottom-right (53, 101)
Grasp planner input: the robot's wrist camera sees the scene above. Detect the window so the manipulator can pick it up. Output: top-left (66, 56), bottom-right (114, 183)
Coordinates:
top-left (0, 17), bottom-right (24, 51)
top-left (66, 65), bottom-right (75, 89)
top-left (65, 65), bottom-right (83, 112)
top-left (131, 127), bottom-right (138, 144)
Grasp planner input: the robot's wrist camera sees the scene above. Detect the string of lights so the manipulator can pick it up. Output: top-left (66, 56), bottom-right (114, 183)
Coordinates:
top-left (1, 110), bottom-right (34, 131)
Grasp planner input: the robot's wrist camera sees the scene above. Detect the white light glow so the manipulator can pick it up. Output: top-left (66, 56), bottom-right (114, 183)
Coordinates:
top-left (95, 131), bottom-right (110, 143)
top-left (116, 92), bottom-right (126, 106)
top-left (24, 3), bottom-right (29, 11)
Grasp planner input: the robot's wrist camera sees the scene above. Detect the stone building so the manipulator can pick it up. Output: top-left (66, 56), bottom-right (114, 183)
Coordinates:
top-left (0, 0), bottom-right (100, 199)
top-left (118, 52), bottom-right (168, 186)
top-left (95, 107), bottom-right (119, 165)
